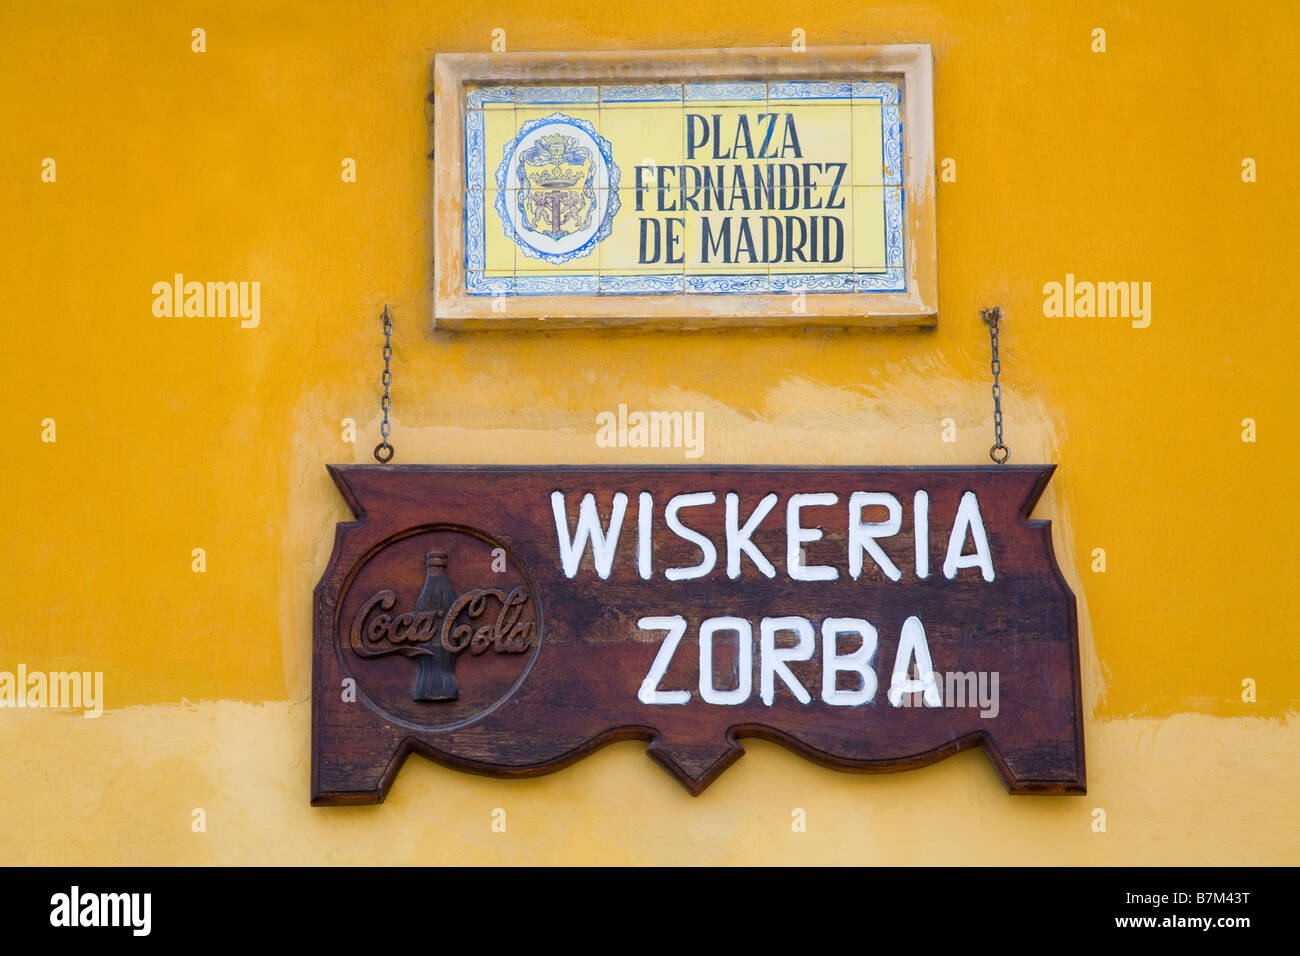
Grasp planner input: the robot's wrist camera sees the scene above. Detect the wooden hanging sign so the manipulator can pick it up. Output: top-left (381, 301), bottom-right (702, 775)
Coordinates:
top-left (312, 464), bottom-right (1084, 803)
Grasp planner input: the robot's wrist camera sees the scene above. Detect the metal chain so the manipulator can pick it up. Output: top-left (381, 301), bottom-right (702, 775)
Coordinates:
top-left (982, 306), bottom-right (1010, 463)
top-left (373, 305), bottom-right (394, 463)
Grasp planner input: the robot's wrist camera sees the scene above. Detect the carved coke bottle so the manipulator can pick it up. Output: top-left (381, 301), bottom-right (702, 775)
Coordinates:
top-left (411, 551), bottom-right (459, 701)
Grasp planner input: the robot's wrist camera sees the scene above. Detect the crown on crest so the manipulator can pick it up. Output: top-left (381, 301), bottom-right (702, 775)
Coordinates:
top-left (523, 134), bottom-right (587, 187)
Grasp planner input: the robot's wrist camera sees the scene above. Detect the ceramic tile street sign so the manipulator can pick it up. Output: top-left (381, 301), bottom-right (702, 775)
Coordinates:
top-left (312, 465), bottom-right (1084, 803)
top-left (432, 47), bottom-right (937, 329)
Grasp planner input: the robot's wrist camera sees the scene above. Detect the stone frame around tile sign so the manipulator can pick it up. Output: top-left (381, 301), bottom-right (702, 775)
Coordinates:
top-left (431, 46), bottom-right (937, 330)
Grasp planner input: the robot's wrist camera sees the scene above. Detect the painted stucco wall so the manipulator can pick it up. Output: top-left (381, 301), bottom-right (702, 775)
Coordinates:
top-left (2, 0), bottom-right (1295, 864)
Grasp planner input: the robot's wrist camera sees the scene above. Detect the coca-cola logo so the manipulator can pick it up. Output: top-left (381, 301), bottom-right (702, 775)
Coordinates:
top-left (336, 526), bottom-right (543, 728)
top-left (350, 583), bottom-right (536, 659)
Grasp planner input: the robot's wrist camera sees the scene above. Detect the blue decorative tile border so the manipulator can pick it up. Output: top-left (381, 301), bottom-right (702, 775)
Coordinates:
top-left (598, 273), bottom-right (685, 294)
top-left (462, 80), bottom-right (906, 296)
top-left (515, 85), bottom-right (599, 105)
top-left (852, 80), bottom-right (901, 104)
top-left (466, 86), bottom-right (513, 108)
top-left (768, 273), bottom-right (854, 292)
top-left (768, 80), bottom-right (853, 100)
top-left (684, 81), bottom-right (767, 101)
top-left (464, 109), bottom-right (485, 270)
top-left (601, 83), bottom-right (683, 103)
top-left (685, 274), bottom-right (773, 294)
top-left (883, 104), bottom-right (902, 186)
top-left (513, 273), bottom-right (600, 295)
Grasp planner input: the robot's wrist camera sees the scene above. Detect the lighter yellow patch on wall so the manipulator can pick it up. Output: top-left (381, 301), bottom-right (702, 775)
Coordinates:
top-left (0, 702), bottom-right (1294, 865)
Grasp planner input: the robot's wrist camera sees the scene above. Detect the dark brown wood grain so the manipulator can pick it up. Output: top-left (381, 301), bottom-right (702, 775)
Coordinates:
top-left (312, 465), bottom-right (1085, 803)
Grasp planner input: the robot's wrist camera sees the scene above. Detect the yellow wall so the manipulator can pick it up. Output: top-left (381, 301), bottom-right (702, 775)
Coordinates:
top-left (2, 0), bottom-right (1296, 864)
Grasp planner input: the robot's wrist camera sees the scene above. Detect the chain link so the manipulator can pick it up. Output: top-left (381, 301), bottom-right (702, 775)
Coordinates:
top-left (371, 304), bottom-right (1007, 465)
top-left (373, 305), bottom-right (394, 464)
top-left (982, 306), bottom-right (1009, 464)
